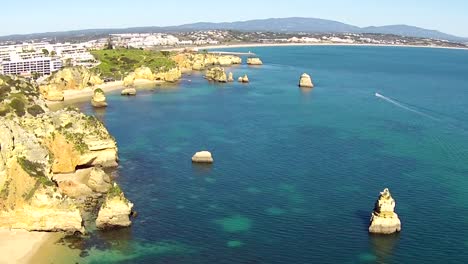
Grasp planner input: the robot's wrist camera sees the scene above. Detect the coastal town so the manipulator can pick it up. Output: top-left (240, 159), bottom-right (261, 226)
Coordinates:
top-left (1, 30), bottom-right (467, 78)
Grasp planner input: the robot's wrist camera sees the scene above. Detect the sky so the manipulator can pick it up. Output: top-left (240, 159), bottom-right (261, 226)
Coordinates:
top-left (1, 0), bottom-right (467, 37)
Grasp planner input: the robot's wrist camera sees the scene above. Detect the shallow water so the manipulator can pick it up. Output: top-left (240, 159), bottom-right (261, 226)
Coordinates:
top-left (67, 46), bottom-right (468, 263)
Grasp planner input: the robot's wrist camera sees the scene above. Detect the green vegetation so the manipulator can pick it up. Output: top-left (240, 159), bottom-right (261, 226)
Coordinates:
top-left (94, 88), bottom-right (104, 94)
top-left (9, 98), bottom-right (26, 117)
top-left (0, 75), bottom-right (43, 117)
top-left (107, 183), bottom-right (123, 198)
top-left (91, 49), bottom-right (176, 78)
top-left (17, 157), bottom-right (55, 201)
top-left (57, 129), bottom-right (89, 154)
top-left (27, 105), bottom-right (45, 117)
top-left (0, 179), bottom-right (12, 200)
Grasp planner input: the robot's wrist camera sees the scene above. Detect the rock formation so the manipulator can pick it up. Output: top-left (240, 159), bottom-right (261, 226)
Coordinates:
top-left (247, 57), bottom-right (263, 65)
top-left (91, 88), bottom-right (107, 108)
top-left (121, 88), bottom-right (137, 96)
top-left (173, 53), bottom-right (242, 71)
top-left (228, 72), bottom-right (234, 82)
top-left (0, 75), bottom-right (131, 233)
top-left (96, 183), bottom-right (134, 229)
top-left (124, 66), bottom-right (182, 86)
top-left (369, 188), bottom-right (402, 234)
top-left (192, 151), bottom-right (214, 163)
top-left (205, 67), bottom-right (227, 83)
top-left (238, 75), bottom-right (250, 83)
top-left (299, 73), bottom-right (314, 88)
top-left (154, 67), bottom-right (182, 83)
top-left (39, 66), bottom-right (103, 101)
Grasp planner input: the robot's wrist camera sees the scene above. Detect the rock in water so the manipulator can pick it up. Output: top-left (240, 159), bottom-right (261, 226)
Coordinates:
top-left (238, 75), bottom-right (249, 83)
top-left (192, 151), bottom-right (214, 163)
top-left (247, 57), bottom-right (263, 65)
top-left (228, 72), bottom-right (234, 82)
top-left (96, 184), bottom-right (134, 229)
top-left (205, 67), bottom-right (227, 83)
top-left (369, 188), bottom-right (402, 234)
top-left (121, 88), bottom-right (137, 96)
top-left (299, 73), bottom-right (314, 88)
top-left (91, 88), bottom-right (107, 108)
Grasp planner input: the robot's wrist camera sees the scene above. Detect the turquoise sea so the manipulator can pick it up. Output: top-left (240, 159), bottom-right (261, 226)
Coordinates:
top-left (69, 46), bottom-right (468, 263)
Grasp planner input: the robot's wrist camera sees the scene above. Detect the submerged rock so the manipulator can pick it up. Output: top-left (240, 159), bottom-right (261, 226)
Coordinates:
top-left (369, 188), bottom-right (402, 234)
top-left (299, 73), bottom-right (314, 88)
top-left (91, 88), bottom-right (107, 108)
top-left (247, 57), bottom-right (263, 65)
top-left (121, 88), bottom-right (137, 96)
top-left (96, 184), bottom-right (134, 229)
top-left (192, 151), bottom-right (214, 163)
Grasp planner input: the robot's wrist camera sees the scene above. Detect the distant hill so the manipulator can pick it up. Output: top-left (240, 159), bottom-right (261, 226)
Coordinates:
top-left (361, 25), bottom-right (465, 42)
top-left (1, 17), bottom-right (467, 43)
top-left (170, 18), bottom-right (360, 33)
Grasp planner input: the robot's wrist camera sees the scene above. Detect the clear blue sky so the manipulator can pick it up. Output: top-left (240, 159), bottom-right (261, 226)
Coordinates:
top-left (1, 0), bottom-right (467, 37)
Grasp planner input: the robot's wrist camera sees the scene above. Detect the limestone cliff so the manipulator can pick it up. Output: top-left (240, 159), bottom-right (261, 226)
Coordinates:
top-left (369, 188), bottom-right (402, 234)
top-left (205, 67), bottom-right (227, 83)
top-left (39, 67), bottom-right (103, 101)
top-left (0, 75), bottom-right (132, 234)
top-left (173, 53), bottom-right (242, 71)
top-left (247, 57), bottom-right (263, 65)
top-left (124, 66), bottom-right (182, 87)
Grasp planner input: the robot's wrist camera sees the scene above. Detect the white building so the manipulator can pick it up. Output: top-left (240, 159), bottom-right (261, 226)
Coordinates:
top-left (111, 33), bottom-right (180, 48)
top-left (0, 41), bottom-right (96, 76)
top-left (1, 57), bottom-right (62, 76)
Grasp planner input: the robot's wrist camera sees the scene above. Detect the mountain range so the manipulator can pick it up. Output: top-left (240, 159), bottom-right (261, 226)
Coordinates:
top-left (1, 17), bottom-right (466, 43)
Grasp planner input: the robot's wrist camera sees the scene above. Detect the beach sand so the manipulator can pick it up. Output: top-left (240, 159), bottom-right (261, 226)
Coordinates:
top-left (46, 79), bottom-right (165, 106)
top-left (0, 229), bottom-right (63, 264)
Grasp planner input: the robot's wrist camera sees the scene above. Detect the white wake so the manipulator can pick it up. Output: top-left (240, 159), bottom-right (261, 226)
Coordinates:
top-left (375, 93), bottom-right (439, 121)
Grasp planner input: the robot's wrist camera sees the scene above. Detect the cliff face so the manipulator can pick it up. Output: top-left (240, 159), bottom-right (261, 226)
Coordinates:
top-left (0, 75), bottom-right (131, 233)
top-left (123, 66), bottom-right (182, 87)
top-left (173, 53), bottom-right (242, 71)
top-left (205, 67), bottom-right (227, 83)
top-left (39, 67), bottom-right (103, 101)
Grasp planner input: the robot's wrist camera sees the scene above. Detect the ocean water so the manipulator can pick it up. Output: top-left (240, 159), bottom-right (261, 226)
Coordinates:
top-left (67, 46), bottom-right (468, 263)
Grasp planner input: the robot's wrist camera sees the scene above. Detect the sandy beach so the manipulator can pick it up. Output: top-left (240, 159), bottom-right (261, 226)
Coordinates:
top-left (46, 79), bottom-right (165, 105)
top-left (0, 229), bottom-right (63, 264)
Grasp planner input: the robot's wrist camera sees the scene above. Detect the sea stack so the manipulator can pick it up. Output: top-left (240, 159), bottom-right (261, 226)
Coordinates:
top-left (247, 57), bottom-right (263, 65)
top-left (299, 73), bottom-right (314, 88)
top-left (96, 183), bottom-right (134, 229)
top-left (205, 67), bottom-right (227, 83)
top-left (369, 188), bottom-right (402, 234)
top-left (91, 88), bottom-right (108, 107)
top-left (121, 88), bottom-right (137, 96)
top-left (192, 151), bottom-right (214, 163)
top-left (228, 72), bottom-right (234, 82)
top-left (238, 74), bottom-right (249, 83)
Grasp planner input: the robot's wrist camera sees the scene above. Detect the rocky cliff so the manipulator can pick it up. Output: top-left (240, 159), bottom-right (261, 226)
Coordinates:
top-left (173, 53), bottom-right (242, 71)
top-left (0, 75), bottom-right (132, 233)
top-left (123, 66), bottom-right (182, 87)
top-left (39, 67), bottom-right (103, 101)
top-left (205, 67), bottom-right (228, 83)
